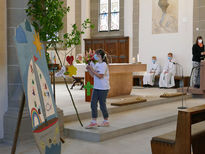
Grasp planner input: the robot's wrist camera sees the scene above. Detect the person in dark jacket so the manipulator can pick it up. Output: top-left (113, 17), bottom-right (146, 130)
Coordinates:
top-left (192, 36), bottom-right (205, 88)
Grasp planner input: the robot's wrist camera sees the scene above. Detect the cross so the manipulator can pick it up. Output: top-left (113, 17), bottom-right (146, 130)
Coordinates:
top-left (84, 82), bottom-right (93, 96)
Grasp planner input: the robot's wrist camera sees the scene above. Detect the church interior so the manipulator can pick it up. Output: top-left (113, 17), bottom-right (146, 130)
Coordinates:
top-left (1, 0), bottom-right (205, 154)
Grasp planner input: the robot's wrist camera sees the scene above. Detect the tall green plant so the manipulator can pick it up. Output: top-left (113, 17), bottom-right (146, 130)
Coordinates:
top-left (26, 0), bottom-right (93, 50)
top-left (26, 0), bottom-right (94, 127)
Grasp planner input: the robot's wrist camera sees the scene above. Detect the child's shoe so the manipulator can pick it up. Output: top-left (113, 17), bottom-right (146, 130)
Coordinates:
top-left (85, 122), bottom-right (98, 129)
top-left (99, 121), bottom-right (110, 127)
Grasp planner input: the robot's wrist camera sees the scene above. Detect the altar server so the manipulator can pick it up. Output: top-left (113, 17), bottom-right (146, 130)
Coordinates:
top-left (159, 53), bottom-right (176, 88)
top-left (143, 56), bottom-right (160, 87)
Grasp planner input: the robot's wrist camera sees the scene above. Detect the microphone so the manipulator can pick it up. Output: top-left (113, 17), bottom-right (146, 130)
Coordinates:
top-left (171, 62), bottom-right (177, 65)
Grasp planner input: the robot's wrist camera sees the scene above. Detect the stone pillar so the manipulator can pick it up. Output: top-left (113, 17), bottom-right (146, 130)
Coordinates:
top-left (75, 0), bottom-right (82, 55)
top-left (81, 0), bottom-right (91, 54)
top-left (4, 0), bottom-right (33, 144)
top-left (0, 0), bottom-right (8, 140)
top-left (193, 0), bottom-right (205, 41)
top-left (133, 0), bottom-right (140, 58)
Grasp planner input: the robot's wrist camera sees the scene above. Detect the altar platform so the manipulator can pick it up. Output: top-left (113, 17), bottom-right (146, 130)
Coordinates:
top-left (53, 84), bottom-right (205, 143)
top-left (55, 84), bottom-right (188, 117)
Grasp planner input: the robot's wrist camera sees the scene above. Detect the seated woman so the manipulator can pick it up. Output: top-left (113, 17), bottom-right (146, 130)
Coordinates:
top-left (143, 56), bottom-right (161, 87)
top-left (159, 52), bottom-right (176, 88)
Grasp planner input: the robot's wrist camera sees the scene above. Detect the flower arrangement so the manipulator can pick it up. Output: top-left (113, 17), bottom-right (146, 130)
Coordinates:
top-left (75, 49), bottom-right (97, 64)
top-left (83, 49), bottom-right (97, 64)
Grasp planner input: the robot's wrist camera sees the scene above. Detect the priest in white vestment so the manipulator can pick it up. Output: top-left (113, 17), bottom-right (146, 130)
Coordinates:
top-left (143, 56), bottom-right (161, 86)
top-left (159, 53), bottom-right (176, 88)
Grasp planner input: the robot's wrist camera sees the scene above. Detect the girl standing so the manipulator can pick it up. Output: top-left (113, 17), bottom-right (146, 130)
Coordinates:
top-left (85, 49), bottom-right (110, 129)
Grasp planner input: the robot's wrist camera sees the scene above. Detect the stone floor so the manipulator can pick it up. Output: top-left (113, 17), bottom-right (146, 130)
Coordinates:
top-left (0, 84), bottom-right (203, 154)
top-left (0, 121), bottom-right (176, 154)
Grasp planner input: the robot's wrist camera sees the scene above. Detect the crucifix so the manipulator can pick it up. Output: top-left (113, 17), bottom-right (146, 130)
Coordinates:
top-left (84, 82), bottom-right (93, 96)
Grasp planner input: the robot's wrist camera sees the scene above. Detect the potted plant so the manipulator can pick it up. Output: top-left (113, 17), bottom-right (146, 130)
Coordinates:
top-left (26, 0), bottom-right (94, 127)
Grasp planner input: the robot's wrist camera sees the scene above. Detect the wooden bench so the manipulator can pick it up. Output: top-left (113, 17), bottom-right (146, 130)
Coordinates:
top-left (151, 104), bottom-right (205, 154)
top-left (70, 76), bottom-right (84, 90)
top-left (70, 64), bottom-right (86, 90)
top-left (133, 75), bottom-right (190, 88)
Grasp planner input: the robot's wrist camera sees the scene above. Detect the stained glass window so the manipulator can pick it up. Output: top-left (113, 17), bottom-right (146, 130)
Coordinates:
top-left (100, 0), bottom-right (108, 13)
top-left (99, 0), bottom-right (120, 32)
top-left (99, 14), bottom-right (109, 31)
top-left (111, 0), bottom-right (119, 30)
top-left (99, 0), bottom-right (109, 31)
top-left (111, 12), bottom-right (119, 30)
top-left (111, 0), bottom-right (119, 12)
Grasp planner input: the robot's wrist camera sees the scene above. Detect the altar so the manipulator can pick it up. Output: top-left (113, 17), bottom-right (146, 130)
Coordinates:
top-left (85, 63), bottom-right (146, 101)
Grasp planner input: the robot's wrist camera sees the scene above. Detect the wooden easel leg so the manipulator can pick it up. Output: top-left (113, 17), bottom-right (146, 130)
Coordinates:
top-left (11, 94), bottom-right (25, 154)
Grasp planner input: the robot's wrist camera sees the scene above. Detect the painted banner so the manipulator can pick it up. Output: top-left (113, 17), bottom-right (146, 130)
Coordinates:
top-left (15, 20), bottom-right (61, 154)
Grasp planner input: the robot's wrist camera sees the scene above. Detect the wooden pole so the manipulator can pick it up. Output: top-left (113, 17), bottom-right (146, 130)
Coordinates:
top-left (11, 94), bottom-right (26, 154)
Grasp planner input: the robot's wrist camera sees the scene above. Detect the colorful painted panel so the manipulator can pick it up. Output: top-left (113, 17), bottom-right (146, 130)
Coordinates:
top-left (15, 20), bottom-right (61, 154)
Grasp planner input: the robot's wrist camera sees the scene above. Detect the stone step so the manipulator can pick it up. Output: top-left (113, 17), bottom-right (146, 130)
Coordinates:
top-left (64, 98), bottom-right (205, 142)
top-left (63, 95), bottom-right (191, 123)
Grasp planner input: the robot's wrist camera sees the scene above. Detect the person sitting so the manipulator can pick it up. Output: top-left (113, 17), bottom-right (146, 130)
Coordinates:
top-left (159, 52), bottom-right (176, 88)
top-left (143, 56), bottom-right (160, 87)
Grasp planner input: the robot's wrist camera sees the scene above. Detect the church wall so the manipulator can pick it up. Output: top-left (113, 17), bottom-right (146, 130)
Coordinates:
top-left (124, 0), bottom-right (133, 62)
top-left (139, 0), bottom-right (193, 76)
top-left (0, 0), bottom-right (8, 139)
top-left (193, 0), bottom-right (205, 43)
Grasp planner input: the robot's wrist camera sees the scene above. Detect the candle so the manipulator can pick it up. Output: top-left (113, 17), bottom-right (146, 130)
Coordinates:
top-left (132, 57), bottom-right (136, 63)
top-left (137, 54), bottom-right (140, 62)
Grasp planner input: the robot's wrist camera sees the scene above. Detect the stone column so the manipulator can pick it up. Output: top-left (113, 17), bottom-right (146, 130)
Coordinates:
top-left (4, 0), bottom-right (33, 144)
top-left (193, 0), bottom-right (205, 41)
top-left (0, 0), bottom-right (8, 140)
top-left (81, 0), bottom-right (91, 54)
top-left (75, 0), bottom-right (82, 55)
top-left (133, 0), bottom-right (140, 58)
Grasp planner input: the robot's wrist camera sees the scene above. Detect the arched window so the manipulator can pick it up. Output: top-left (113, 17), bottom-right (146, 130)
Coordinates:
top-left (99, 0), bottom-right (120, 32)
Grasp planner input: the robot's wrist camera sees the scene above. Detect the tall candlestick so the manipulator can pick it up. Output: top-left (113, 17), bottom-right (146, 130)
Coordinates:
top-left (137, 54), bottom-right (140, 62)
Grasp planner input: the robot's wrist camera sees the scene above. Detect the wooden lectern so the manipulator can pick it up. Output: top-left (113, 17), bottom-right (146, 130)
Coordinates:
top-left (85, 63), bottom-right (146, 102)
top-left (189, 61), bottom-right (205, 94)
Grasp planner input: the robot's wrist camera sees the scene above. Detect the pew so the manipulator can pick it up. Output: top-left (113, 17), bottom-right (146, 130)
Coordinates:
top-left (151, 104), bottom-right (205, 154)
top-left (70, 64), bottom-right (86, 90)
top-left (133, 75), bottom-right (190, 88)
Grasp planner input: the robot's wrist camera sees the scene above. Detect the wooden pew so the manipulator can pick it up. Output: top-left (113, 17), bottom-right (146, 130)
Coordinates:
top-left (133, 75), bottom-right (190, 88)
top-left (151, 104), bottom-right (205, 154)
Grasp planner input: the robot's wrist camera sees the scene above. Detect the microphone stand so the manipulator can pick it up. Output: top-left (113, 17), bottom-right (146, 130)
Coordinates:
top-left (174, 62), bottom-right (187, 109)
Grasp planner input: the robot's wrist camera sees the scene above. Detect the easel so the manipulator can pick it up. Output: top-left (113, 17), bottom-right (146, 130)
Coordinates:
top-left (11, 94), bottom-right (25, 154)
top-left (11, 86), bottom-right (65, 154)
